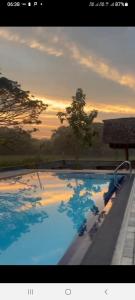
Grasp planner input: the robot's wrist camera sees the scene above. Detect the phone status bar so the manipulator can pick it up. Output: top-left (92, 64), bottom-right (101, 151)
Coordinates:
top-left (1, 1), bottom-right (45, 7)
top-left (0, 1), bottom-right (129, 8)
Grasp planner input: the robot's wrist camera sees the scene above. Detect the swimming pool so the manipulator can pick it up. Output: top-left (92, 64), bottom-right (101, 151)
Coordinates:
top-left (0, 171), bottom-right (124, 265)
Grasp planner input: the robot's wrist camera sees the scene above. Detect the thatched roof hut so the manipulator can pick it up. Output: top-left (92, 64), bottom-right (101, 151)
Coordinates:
top-left (103, 118), bottom-right (135, 160)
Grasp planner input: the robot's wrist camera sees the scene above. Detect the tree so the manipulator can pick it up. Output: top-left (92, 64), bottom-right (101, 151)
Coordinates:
top-left (51, 126), bottom-right (84, 158)
top-left (0, 126), bottom-right (39, 155)
top-left (57, 88), bottom-right (98, 149)
top-left (0, 75), bottom-right (48, 126)
top-left (40, 138), bottom-right (53, 155)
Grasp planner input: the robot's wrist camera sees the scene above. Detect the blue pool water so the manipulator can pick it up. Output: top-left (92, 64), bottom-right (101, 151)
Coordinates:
top-left (0, 171), bottom-right (123, 265)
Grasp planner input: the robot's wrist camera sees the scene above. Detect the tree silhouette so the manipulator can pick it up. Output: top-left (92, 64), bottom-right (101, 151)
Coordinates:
top-left (57, 88), bottom-right (98, 150)
top-left (0, 75), bottom-right (48, 126)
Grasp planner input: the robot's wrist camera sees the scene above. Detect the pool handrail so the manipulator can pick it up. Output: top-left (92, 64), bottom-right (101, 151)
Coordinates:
top-left (113, 160), bottom-right (132, 188)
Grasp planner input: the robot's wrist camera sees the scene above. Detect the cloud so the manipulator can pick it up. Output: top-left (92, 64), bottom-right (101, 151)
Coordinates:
top-left (34, 96), bottom-right (69, 112)
top-left (36, 93), bottom-right (135, 115)
top-left (28, 40), bottom-right (63, 57)
top-left (1, 28), bottom-right (135, 91)
top-left (66, 42), bottom-right (135, 90)
top-left (0, 28), bottom-right (63, 57)
top-left (1, 27), bottom-right (135, 140)
top-left (87, 102), bottom-right (135, 114)
top-left (0, 28), bottom-right (22, 43)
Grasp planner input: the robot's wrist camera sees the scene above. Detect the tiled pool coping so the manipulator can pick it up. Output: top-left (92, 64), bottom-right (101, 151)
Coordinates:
top-left (112, 176), bottom-right (135, 265)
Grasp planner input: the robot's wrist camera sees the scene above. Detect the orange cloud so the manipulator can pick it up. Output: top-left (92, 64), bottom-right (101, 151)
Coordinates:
top-left (36, 94), bottom-right (135, 115)
top-left (87, 102), bottom-right (135, 114)
top-left (29, 40), bottom-right (63, 57)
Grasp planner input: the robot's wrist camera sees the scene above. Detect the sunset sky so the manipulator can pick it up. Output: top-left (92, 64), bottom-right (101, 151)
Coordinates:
top-left (0, 27), bottom-right (135, 139)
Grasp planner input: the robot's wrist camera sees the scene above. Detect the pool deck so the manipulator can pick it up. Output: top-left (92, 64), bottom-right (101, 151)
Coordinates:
top-left (0, 168), bottom-right (132, 180)
top-left (0, 168), bottom-right (135, 265)
top-left (0, 169), bottom-right (35, 180)
top-left (112, 175), bottom-right (135, 265)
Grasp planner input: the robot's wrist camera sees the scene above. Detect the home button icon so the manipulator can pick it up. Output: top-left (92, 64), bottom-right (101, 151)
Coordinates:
top-left (65, 289), bottom-right (71, 295)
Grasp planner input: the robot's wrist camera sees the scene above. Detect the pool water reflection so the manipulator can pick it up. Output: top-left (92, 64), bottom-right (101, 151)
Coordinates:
top-left (0, 172), bottom-right (118, 265)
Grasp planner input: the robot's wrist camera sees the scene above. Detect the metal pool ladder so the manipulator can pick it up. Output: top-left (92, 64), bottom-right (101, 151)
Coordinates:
top-left (113, 160), bottom-right (132, 188)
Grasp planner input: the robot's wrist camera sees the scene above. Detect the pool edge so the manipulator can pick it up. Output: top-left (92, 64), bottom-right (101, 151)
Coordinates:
top-left (59, 174), bottom-right (134, 265)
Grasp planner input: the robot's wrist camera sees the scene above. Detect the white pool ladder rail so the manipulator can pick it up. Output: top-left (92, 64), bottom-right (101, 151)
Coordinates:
top-left (113, 160), bottom-right (132, 188)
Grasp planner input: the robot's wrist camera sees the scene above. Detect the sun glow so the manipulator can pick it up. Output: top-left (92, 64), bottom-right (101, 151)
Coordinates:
top-left (36, 94), bottom-right (135, 115)
top-left (28, 94), bottom-right (135, 138)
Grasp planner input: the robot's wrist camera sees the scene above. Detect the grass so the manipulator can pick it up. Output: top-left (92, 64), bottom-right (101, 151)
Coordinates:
top-left (0, 155), bottom-right (69, 168)
top-left (0, 155), bottom-right (37, 168)
top-left (0, 152), bottom-right (134, 169)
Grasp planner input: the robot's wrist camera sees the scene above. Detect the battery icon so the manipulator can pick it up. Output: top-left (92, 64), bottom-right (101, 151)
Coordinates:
top-left (28, 2), bottom-right (31, 5)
